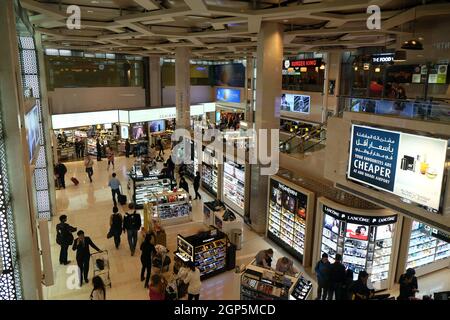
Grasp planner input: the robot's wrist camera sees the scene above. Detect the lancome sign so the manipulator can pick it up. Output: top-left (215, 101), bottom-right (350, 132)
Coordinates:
top-left (348, 125), bottom-right (447, 212)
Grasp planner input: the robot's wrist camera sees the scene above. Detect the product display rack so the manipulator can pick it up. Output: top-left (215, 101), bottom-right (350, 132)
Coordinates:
top-left (201, 148), bottom-right (218, 197)
top-left (317, 199), bottom-right (398, 289)
top-left (223, 161), bottom-right (245, 210)
top-left (406, 221), bottom-right (450, 269)
top-left (240, 264), bottom-right (312, 300)
top-left (175, 228), bottom-right (228, 280)
top-left (266, 177), bottom-right (309, 263)
top-left (146, 190), bottom-right (192, 225)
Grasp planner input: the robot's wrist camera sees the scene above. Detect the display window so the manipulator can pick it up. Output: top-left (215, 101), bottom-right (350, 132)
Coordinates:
top-left (320, 205), bottom-right (397, 285)
top-left (223, 160), bottom-right (245, 210)
top-left (267, 179), bottom-right (308, 262)
top-left (201, 147), bottom-right (218, 196)
top-left (406, 221), bottom-right (450, 269)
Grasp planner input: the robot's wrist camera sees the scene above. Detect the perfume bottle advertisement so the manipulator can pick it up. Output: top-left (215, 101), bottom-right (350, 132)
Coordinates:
top-left (348, 125), bottom-right (447, 211)
top-left (394, 133), bottom-right (447, 211)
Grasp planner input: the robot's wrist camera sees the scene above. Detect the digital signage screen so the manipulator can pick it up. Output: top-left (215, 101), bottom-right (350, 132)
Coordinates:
top-left (348, 125), bottom-right (447, 212)
top-left (25, 105), bottom-right (41, 163)
top-left (281, 94), bottom-right (310, 114)
top-left (149, 120), bottom-right (165, 133)
top-left (216, 88), bottom-right (241, 103)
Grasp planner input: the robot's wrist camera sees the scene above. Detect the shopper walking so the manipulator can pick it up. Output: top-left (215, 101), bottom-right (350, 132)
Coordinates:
top-left (108, 173), bottom-right (121, 207)
top-left (107, 149), bottom-right (115, 170)
top-left (184, 261), bottom-right (202, 300)
top-left (398, 268), bottom-right (419, 300)
top-left (125, 139), bottom-right (131, 158)
top-left (179, 177), bottom-right (189, 194)
top-left (84, 155), bottom-right (94, 183)
top-left (140, 233), bottom-right (156, 288)
top-left (56, 215), bottom-right (77, 265)
top-left (314, 253), bottom-right (331, 300)
top-left (123, 210), bottom-right (142, 256)
top-left (80, 139), bottom-right (85, 158)
top-left (193, 171), bottom-right (201, 200)
top-left (96, 139), bottom-right (102, 161)
top-left (90, 276), bottom-right (106, 300)
top-left (75, 139), bottom-right (80, 159)
top-left (108, 206), bottom-right (123, 249)
top-left (157, 136), bottom-right (164, 156)
top-left (54, 161), bottom-right (67, 189)
top-left (328, 253), bottom-right (346, 300)
top-left (72, 230), bottom-right (101, 287)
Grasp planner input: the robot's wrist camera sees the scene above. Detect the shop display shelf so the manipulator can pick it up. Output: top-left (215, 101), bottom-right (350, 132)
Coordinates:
top-left (409, 238), bottom-right (436, 248)
top-left (374, 251), bottom-right (392, 259)
top-left (435, 251), bottom-right (450, 260)
top-left (407, 251), bottom-right (436, 263)
top-left (407, 256), bottom-right (435, 269)
top-left (408, 244), bottom-right (437, 255)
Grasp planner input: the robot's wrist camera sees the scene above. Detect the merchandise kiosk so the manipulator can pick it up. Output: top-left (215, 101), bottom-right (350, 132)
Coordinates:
top-left (222, 156), bottom-right (250, 218)
top-left (313, 197), bottom-right (402, 291)
top-left (396, 217), bottom-right (450, 280)
top-left (127, 161), bottom-right (171, 209)
top-left (176, 228), bottom-right (229, 280)
top-left (144, 190), bottom-right (192, 226)
top-left (240, 262), bottom-right (313, 300)
top-left (266, 175), bottom-right (315, 266)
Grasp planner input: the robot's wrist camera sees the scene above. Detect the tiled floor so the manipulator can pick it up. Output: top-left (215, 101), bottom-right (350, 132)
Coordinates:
top-left (43, 156), bottom-right (450, 300)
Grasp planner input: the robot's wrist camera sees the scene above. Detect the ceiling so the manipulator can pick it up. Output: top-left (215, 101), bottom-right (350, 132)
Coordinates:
top-left (20, 0), bottom-right (450, 59)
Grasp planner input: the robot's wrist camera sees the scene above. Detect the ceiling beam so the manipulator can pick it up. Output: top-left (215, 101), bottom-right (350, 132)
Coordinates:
top-left (122, 22), bottom-right (155, 36)
top-left (20, 0), bottom-right (66, 19)
top-left (133, 0), bottom-right (160, 10)
top-left (114, 6), bottom-right (191, 24)
top-left (248, 16), bottom-right (262, 34)
top-left (184, 0), bottom-right (208, 13)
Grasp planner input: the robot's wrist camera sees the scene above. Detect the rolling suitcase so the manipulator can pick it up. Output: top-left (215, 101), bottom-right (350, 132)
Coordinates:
top-left (71, 177), bottom-right (79, 186)
top-left (118, 193), bottom-right (127, 205)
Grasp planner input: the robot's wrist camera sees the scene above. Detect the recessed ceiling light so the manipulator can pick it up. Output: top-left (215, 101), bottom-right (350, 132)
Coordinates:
top-left (283, 19), bottom-right (289, 23)
top-left (87, 10), bottom-right (94, 13)
top-left (91, 1), bottom-right (99, 3)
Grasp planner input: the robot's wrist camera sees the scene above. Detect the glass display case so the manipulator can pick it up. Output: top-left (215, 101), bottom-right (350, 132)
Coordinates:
top-left (223, 160), bottom-right (245, 210)
top-left (147, 190), bottom-right (192, 223)
top-left (240, 264), bottom-right (312, 300)
top-left (175, 229), bottom-right (228, 280)
top-left (319, 204), bottom-right (397, 289)
top-left (267, 178), bottom-right (308, 262)
top-left (406, 221), bottom-right (450, 270)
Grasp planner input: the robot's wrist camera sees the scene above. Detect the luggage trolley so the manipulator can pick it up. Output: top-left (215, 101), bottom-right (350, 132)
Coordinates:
top-left (91, 250), bottom-right (112, 288)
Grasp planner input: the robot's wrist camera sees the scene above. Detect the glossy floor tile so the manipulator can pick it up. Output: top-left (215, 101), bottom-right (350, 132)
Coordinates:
top-left (43, 156), bottom-right (450, 300)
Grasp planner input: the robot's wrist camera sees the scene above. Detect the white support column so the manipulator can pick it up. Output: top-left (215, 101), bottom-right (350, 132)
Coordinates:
top-left (175, 47), bottom-right (191, 129)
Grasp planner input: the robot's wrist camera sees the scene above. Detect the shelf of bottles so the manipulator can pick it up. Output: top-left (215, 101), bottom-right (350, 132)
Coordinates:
top-left (134, 179), bottom-right (171, 207)
top-left (195, 238), bottom-right (227, 277)
top-left (406, 221), bottom-right (450, 269)
top-left (320, 205), bottom-right (397, 285)
top-left (223, 161), bottom-right (245, 209)
top-left (201, 148), bottom-right (218, 197)
top-left (149, 191), bottom-right (191, 221)
top-left (267, 179), bottom-right (307, 261)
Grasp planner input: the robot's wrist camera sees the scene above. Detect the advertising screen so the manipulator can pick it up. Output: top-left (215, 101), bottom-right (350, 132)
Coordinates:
top-left (120, 125), bottom-right (129, 139)
top-left (216, 88), bottom-right (241, 103)
top-left (149, 120), bottom-right (165, 133)
top-left (132, 125), bottom-right (145, 139)
top-left (212, 63), bottom-right (245, 87)
top-left (25, 105), bottom-right (41, 163)
top-left (348, 125), bottom-right (447, 211)
top-left (281, 94), bottom-right (310, 114)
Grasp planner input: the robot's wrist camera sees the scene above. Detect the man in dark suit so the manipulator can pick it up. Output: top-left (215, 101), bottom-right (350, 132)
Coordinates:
top-left (56, 215), bottom-right (77, 265)
top-left (72, 230), bottom-right (101, 286)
